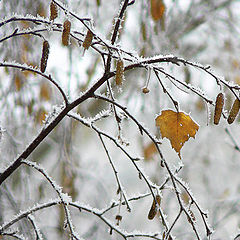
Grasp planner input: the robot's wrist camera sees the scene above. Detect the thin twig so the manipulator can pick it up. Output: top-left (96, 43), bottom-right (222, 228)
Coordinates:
top-left (27, 215), bottom-right (43, 240)
top-left (98, 133), bottom-right (131, 212)
top-left (225, 128), bottom-right (240, 152)
top-left (22, 160), bottom-right (80, 240)
top-left (0, 62), bottom-right (68, 105)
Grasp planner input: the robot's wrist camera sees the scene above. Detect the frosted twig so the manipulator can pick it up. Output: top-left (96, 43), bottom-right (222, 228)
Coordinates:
top-left (93, 94), bottom-right (208, 238)
top-left (155, 67), bottom-right (213, 104)
top-left (0, 232), bottom-right (26, 240)
top-left (100, 192), bottom-right (151, 215)
top-left (92, 94), bottom-right (171, 234)
top-left (154, 69), bottom-right (179, 111)
top-left (175, 176), bottom-right (212, 237)
top-left (0, 195), bottom-right (164, 240)
top-left (98, 133), bottom-right (131, 212)
top-left (22, 160), bottom-right (80, 240)
top-left (69, 201), bottom-right (162, 240)
top-left (67, 113), bottom-right (138, 161)
top-left (0, 27), bottom-right (46, 43)
top-left (0, 199), bottom-right (60, 233)
top-left (166, 209), bottom-right (183, 238)
top-left (27, 215), bottom-right (43, 240)
top-left (103, 0), bottom-right (131, 134)
top-left (0, 15), bottom-right (61, 27)
top-left (225, 128), bottom-right (240, 152)
top-left (106, 78), bottom-right (122, 138)
top-left (68, 112), bottom-right (176, 229)
top-left (105, 0), bottom-right (131, 72)
top-left (67, 112), bottom-right (171, 234)
top-left (93, 94), bottom-right (163, 158)
top-left (125, 55), bottom-right (240, 102)
top-left (159, 158), bottom-right (204, 240)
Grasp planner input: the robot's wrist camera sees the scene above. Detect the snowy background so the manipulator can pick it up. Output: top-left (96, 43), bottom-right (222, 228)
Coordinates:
top-left (0, 0), bottom-right (240, 239)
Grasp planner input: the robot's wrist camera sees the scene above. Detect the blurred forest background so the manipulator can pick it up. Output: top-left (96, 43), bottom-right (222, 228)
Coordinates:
top-left (0, 0), bottom-right (240, 239)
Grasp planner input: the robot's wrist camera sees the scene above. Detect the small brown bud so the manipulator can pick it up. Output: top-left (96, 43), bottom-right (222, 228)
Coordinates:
top-left (40, 40), bottom-right (50, 73)
top-left (115, 215), bottom-right (122, 225)
top-left (62, 20), bottom-right (71, 46)
top-left (142, 87), bottom-right (150, 94)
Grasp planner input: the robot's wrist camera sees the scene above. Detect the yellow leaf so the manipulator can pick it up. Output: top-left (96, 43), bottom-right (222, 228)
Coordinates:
top-left (150, 0), bottom-right (166, 22)
top-left (155, 110), bottom-right (199, 158)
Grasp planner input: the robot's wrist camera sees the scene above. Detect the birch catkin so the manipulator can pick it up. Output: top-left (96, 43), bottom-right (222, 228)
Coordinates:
top-left (148, 195), bottom-right (161, 220)
top-left (214, 93), bottom-right (224, 125)
top-left (227, 98), bottom-right (240, 124)
top-left (82, 30), bottom-right (93, 50)
top-left (40, 40), bottom-right (50, 73)
top-left (62, 20), bottom-right (71, 46)
top-left (115, 59), bottom-right (124, 85)
top-left (50, 1), bottom-right (58, 21)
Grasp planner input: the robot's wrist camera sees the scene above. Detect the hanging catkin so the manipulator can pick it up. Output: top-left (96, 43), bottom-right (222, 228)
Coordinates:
top-left (115, 59), bottom-right (124, 85)
top-left (82, 30), bottom-right (93, 50)
top-left (40, 40), bottom-right (50, 73)
top-left (227, 98), bottom-right (240, 124)
top-left (214, 93), bottom-right (224, 125)
top-left (62, 20), bottom-right (71, 46)
top-left (50, 1), bottom-right (58, 21)
top-left (148, 195), bottom-right (161, 220)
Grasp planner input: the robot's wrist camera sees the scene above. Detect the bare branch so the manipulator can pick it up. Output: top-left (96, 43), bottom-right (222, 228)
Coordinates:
top-left (0, 62), bottom-right (69, 104)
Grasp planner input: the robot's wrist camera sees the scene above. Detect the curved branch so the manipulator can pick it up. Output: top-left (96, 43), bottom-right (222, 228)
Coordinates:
top-left (22, 160), bottom-right (79, 239)
top-left (0, 28), bottom-right (44, 43)
top-left (0, 198), bottom-right (162, 240)
top-left (0, 15), bottom-right (60, 27)
top-left (0, 70), bottom-right (114, 185)
top-left (0, 200), bottom-right (60, 233)
top-left (0, 62), bottom-right (68, 105)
